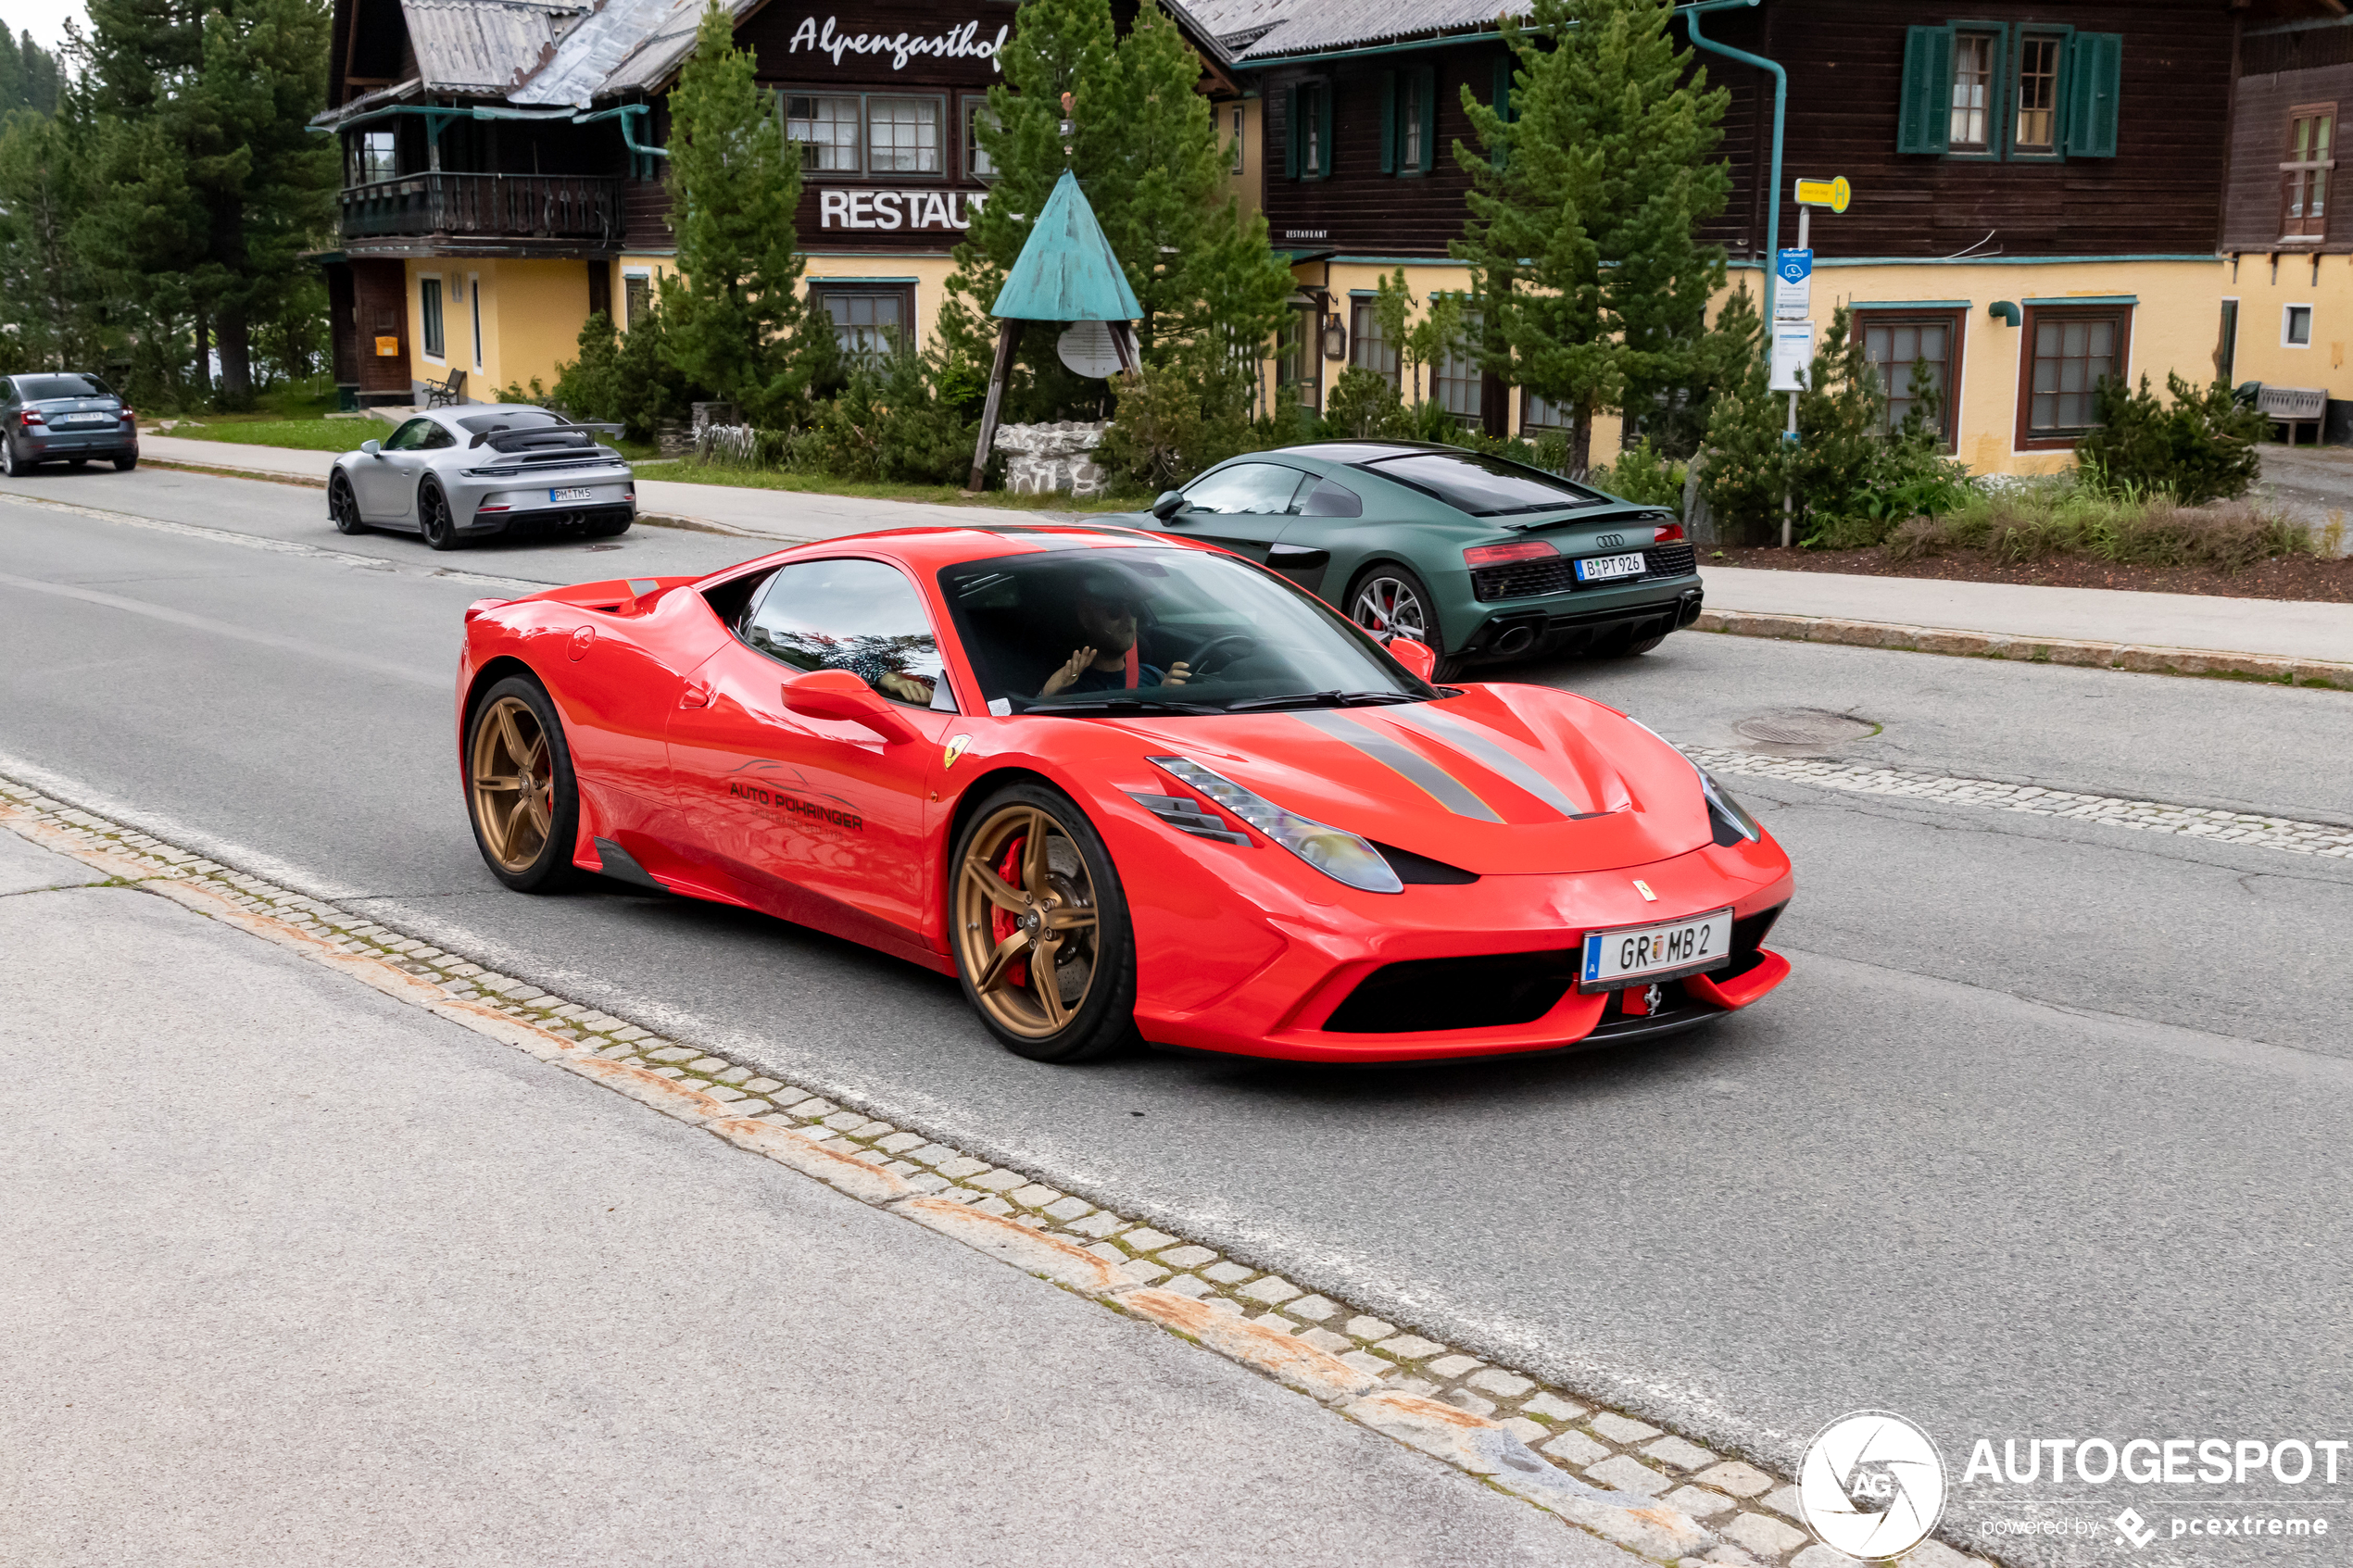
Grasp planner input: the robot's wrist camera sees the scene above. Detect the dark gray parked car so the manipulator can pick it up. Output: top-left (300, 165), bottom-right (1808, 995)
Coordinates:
top-left (0, 373), bottom-right (138, 475)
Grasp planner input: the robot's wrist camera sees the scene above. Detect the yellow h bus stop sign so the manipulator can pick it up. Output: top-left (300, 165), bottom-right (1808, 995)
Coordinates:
top-left (1793, 176), bottom-right (1851, 213)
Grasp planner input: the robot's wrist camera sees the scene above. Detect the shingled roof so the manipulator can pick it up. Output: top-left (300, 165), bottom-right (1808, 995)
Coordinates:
top-left (402, 0), bottom-right (588, 93)
top-left (1188, 0), bottom-right (1529, 60)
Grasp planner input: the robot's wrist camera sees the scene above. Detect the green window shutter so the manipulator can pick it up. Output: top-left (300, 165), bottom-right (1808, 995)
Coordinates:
top-left (1491, 56), bottom-right (1512, 169)
top-left (1317, 81), bottom-right (1336, 179)
top-left (1284, 84), bottom-right (1301, 179)
top-left (1897, 25), bottom-right (1953, 156)
top-left (2064, 32), bottom-right (2122, 158)
top-left (1380, 71), bottom-right (1397, 174)
top-left (1416, 64), bottom-right (1437, 173)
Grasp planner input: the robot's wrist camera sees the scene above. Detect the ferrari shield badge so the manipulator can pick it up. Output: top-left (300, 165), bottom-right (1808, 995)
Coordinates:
top-left (943, 734), bottom-right (973, 770)
top-left (1633, 879), bottom-right (1657, 901)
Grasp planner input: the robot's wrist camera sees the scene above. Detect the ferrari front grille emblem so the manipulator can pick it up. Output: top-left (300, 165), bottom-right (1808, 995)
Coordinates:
top-left (1633, 879), bottom-right (1657, 901)
top-left (943, 734), bottom-right (973, 770)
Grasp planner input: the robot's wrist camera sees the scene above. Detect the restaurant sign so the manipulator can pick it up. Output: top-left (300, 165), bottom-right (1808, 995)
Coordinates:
top-left (818, 188), bottom-right (988, 231)
top-left (786, 16), bottom-right (1011, 72)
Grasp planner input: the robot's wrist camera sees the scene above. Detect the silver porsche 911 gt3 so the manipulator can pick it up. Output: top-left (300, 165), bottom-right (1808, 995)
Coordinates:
top-left (326, 405), bottom-right (636, 550)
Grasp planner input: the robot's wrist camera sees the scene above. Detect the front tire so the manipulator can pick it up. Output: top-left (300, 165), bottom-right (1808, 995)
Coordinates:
top-left (420, 479), bottom-right (464, 550)
top-left (465, 676), bottom-right (583, 893)
top-left (950, 784), bottom-right (1138, 1063)
top-left (329, 471), bottom-right (366, 534)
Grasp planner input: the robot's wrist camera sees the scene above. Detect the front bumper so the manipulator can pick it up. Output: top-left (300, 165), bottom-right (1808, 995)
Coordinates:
top-left (1127, 833), bottom-right (1793, 1063)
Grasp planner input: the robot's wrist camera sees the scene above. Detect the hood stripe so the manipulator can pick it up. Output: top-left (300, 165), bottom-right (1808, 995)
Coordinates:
top-left (1393, 706), bottom-right (1583, 819)
top-left (1293, 711), bottom-right (1504, 822)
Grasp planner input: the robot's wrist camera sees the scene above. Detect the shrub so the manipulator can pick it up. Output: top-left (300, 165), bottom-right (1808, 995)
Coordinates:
top-left (1589, 437), bottom-right (1684, 511)
top-left (2076, 372), bottom-right (2264, 506)
top-left (1323, 366), bottom-right (1409, 439)
top-left (1097, 344), bottom-right (1266, 492)
top-left (548, 310), bottom-right (695, 441)
top-left (1888, 474), bottom-right (2310, 573)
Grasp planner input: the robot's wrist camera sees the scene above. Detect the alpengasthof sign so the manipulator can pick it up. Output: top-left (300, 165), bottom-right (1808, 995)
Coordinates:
top-left (818, 188), bottom-right (988, 231)
top-left (786, 16), bottom-right (1010, 71)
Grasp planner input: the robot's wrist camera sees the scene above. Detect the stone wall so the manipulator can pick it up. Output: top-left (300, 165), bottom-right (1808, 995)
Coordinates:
top-left (994, 420), bottom-right (1112, 499)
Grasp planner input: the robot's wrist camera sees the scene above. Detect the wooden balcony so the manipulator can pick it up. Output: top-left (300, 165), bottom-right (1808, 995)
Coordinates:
top-left (339, 172), bottom-right (624, 254)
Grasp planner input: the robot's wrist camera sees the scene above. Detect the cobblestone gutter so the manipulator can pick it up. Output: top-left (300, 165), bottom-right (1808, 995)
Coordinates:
top-left (0, 773), bottom-right (1997, 1568)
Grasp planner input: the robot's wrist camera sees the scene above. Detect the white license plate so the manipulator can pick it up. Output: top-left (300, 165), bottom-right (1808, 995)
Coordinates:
top-left (1579, 907), bottom-right (1733, 991)
top-left (62, 412), bottom-right (113, 425)
top-left (1574, 550), bottom-right (1648, 583)
top-left (550, 486), bottom-right (594, 503)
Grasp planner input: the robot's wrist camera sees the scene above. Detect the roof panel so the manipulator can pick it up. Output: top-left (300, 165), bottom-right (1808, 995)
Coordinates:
top-left (1234, 0), bottom-right (1529, 59)
top-left (403, 0), bottom-right (586, 93)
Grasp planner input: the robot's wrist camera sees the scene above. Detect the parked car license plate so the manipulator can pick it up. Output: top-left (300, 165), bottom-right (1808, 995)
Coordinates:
top-left (61, 412), bottom-right (112, 424)
top-left (1579, 907), bottom-right (1733, 991)
top-left (1574, 550), bottom-right (1648, 583)
top-left (550, 486), bottom-right (593, 502)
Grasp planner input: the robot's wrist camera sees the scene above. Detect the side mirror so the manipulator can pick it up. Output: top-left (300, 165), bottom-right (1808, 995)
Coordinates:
top-left (1150, 490), bottom-right (1187, 521)
top-left (780, 669), bottom-right (920, 745)
top-left (359, 439), bottom-right (382, 457)
top-left (1388, 637), bottom-right (1438, 683)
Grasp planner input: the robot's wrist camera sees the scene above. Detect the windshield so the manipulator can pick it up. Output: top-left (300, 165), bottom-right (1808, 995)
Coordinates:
top-left (455, 408), bottom-right (569, 435)
top-left (16, 374), bottom-right (113, 401)
top-left (937, 546), bottom-right (1431, 716)
top-left (1360, 449), bottom-right (1604, 517)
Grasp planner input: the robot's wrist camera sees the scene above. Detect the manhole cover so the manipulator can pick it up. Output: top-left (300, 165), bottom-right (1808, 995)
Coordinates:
top-left (1733, 709), bottom-right (1879, 749)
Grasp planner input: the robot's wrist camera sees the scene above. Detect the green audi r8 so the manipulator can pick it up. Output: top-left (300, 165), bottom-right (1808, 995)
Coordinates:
top-left (1114, 441), bottom-right (1702, 679)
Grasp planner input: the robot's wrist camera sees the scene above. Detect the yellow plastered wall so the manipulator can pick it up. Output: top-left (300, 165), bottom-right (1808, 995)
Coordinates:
top-left (2215, 250), bottom-right (2353, 396)
top-left (404, 258), bottom-right (593, 405)
top-left (1733, 257), bottom-right (2228, 476)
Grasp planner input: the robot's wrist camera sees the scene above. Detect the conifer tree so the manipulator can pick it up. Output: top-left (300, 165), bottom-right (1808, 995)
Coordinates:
top-left (1456, 0), bottom-right (1731, 470)
top-left (657, 0), bottom-right (809, 422)
top-left (0, 111), bottom-right (97, 370)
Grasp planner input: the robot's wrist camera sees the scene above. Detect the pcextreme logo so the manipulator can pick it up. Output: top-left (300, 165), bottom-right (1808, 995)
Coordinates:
top-left (1798, 1410), bottom-right (1949, 1559)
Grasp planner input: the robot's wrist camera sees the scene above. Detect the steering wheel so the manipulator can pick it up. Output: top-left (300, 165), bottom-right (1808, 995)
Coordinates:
top-left (1181, 633), bottom-right (1259, 678)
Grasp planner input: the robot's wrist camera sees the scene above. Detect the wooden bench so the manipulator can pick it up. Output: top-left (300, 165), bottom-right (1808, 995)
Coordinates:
top-left (2257, 383), bottom-right (2327, 445)
top-left (423, 367), bottom-right (467, 408)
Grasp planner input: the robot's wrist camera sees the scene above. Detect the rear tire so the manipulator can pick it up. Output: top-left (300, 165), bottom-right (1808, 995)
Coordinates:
top-left (329, 471), bottom-right (366, 534)
top-left (1, 438), bottom-right (27, 477)
top-left (420, 479), bottom-right (465, 550)
top-left (68, 457), bottom-right (88, 470)
top-left (464, 675), bottom-right (585, 894)
top-left (950, 784), bottom-right (1138, 1063)
top-left (112, 454), bottom-right (137, 472)
top-left (589, 513), bottom-right (632, 538)
top-left (1592, 630), bottom-right (1667, 658)
top-left (1345, 562), bottom-right (1460, 679)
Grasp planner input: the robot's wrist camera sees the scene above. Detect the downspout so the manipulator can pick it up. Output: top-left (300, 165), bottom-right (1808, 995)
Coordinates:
top-left (1682, 0), bottom-right (1783, 337)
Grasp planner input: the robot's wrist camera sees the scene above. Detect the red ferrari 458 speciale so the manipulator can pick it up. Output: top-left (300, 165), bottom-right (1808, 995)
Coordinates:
top-left (456, 524), bottom-right (1793, 1063)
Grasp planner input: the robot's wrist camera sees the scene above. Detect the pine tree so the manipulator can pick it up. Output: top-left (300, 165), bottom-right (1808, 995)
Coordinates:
top-left (0, 31), bottom-right (62, 116)
top-left (0, 111), bottom-right (96, 370)
top-left (657, 0), bottom-right (809, 422)
top-left (1456, 0), bottom-right (1732, 470)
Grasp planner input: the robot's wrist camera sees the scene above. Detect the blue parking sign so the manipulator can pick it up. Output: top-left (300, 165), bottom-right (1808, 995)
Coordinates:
top-left (1774, 247), bottom-right (1813, 321)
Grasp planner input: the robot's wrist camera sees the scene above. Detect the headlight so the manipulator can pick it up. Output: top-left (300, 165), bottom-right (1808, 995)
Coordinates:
top-left (1696, 767), bottom-right (1760, 844)
top-left (1149, 755), bottom-right (1403, 894)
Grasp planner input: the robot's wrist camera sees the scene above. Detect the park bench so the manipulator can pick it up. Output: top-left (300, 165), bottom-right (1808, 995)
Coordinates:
top-left (2257, 383), bottom-right (2327, 445)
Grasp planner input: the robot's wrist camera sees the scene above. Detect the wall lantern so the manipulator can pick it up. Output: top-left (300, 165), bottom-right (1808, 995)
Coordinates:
top-left (1320, 316), bottom-right (1348, 360)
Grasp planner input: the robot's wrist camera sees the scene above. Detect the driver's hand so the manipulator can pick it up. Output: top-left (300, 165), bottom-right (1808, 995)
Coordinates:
top-left (1164, 660), bottom-right (1191, 686)
top-left (874, 671), bottom-right (932, 703)
top-left (1041, 646), bottom-right (1097, 697)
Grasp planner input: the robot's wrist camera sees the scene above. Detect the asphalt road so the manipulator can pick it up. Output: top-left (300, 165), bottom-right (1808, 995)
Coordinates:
top-left (5, 464), bottom-right (2349, 1567)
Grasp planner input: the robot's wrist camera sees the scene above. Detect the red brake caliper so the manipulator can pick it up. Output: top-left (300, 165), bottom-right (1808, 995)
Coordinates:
top-left (991, 834), bottom-right (1029, 989)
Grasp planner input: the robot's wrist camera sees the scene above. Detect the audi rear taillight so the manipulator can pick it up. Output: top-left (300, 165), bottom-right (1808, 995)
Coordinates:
top-left (1463, 539), bottom-right (1559, 568)
top-left (1653, 521), bottom-right (1685, 543)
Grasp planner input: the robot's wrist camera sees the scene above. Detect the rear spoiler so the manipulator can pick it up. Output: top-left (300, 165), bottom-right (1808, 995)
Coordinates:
top-left (468, 422), bottom-right (625, 452)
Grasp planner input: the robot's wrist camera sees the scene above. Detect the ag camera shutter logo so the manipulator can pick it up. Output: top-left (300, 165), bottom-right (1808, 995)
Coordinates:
top-left (1799, 1410), bottom-right (1948, 1559)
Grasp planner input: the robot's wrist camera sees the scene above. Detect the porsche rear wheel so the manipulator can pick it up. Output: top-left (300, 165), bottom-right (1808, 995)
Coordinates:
top-left (950, 785), bottom-right (1137, 1063)
top-left (465, 677), bottom-right (582, 893)
top-left (329, 471), bottom-right (366, 534)
top-left (421, 480), bottom-right (465, 550)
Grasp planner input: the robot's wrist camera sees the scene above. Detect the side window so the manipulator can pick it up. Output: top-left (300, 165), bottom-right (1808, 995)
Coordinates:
top-left (1298, 478), bottom-right (1364, 518)
top-left (740, 558), bottom-right (950, 709)
top-left (1181, 462), bottom-right (1312, 515)
top-left (384, 418), bottom-right (438, 451)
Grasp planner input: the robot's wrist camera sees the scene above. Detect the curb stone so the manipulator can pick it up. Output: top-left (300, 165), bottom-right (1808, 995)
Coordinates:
top-left (1694, 607), bottom-right (2353, 690)
top-left (0, 772), bottom-right (2002, 1568)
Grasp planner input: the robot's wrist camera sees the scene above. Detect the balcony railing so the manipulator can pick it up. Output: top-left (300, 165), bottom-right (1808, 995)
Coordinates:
top-left (340, 172), bottom-right (624, 248)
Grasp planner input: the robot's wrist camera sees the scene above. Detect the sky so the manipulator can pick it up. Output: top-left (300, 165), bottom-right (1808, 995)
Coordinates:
top-left (6, 2), bottom-right (86, 55)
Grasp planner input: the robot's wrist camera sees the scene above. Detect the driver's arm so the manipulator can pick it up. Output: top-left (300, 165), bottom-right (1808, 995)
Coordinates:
top-left (1040, 646), bottom-right (1097, 697)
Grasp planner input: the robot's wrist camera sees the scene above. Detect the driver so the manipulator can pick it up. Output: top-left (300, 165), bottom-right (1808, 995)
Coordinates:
top-left (1039, 567), bottom-right (1192, 697)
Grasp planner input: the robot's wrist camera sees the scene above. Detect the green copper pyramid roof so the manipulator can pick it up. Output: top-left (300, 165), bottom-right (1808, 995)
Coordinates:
top-left (989, 169), bottom-right (1142, 323)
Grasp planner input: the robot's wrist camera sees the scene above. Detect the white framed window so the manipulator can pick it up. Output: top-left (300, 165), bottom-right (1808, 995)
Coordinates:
top-left (963, 97), bottom-right (998, 181)
top-left (1401, 72), bottom-right (1422, 169)
top-left (867, 96), bottom-right (943, 175)
top-left (419, 274), bottom-right (445, 362)
top-left (469, 270), bottom-right (483, 371)
top-left (354, 128), bottom-right (396, 184)
top-left (786, 94), bottom-right (862, 172)
top-left (2284, 304), bottom-right (2315, 346)
top-left (623, 270), bottom-right (651, 329)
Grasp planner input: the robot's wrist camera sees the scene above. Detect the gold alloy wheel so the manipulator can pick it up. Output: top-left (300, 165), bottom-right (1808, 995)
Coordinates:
top-left (470, 696), bottom-right (556, 874)
top-left (954, 804), bottom-right (1101, 1039)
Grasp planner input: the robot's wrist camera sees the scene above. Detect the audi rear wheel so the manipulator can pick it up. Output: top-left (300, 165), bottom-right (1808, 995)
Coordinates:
top-left (950, 784), bottom-right (1137, 1063)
